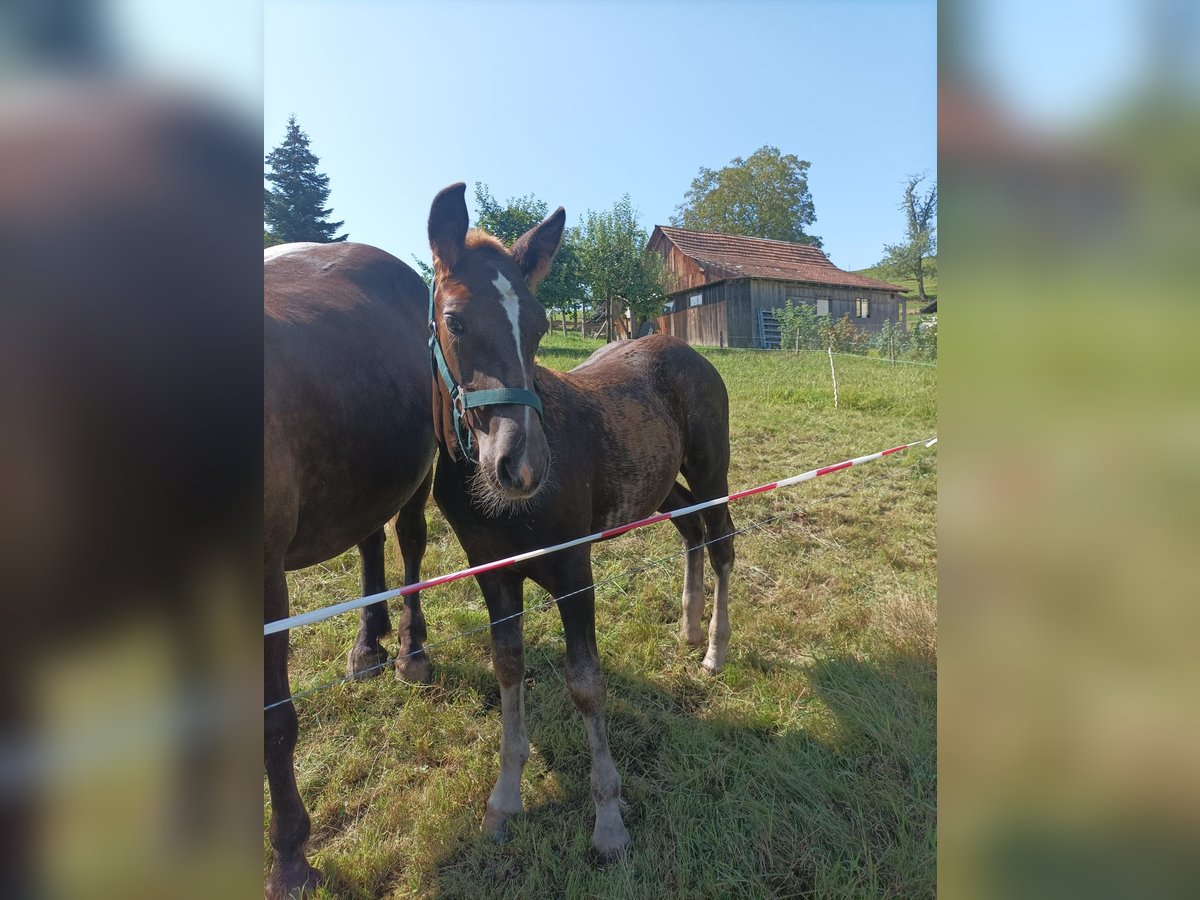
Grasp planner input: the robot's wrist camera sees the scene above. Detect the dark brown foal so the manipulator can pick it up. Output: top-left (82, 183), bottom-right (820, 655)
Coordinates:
top-left (426, 183), bottom-right (735, 862)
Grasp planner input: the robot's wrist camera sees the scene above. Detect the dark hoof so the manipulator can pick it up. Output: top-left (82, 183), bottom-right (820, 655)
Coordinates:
top-left (480, 801), bottom-right (523, 844)
top-left (592, 819), bottom-right (632, 867)
top-left (346, 643), bottom-right (388, 680)
top-left (481, 804), bottom-right (518, 842)
top-left (395, 651), bottom-right (432, 684)
top-left (592, 843), bottom-right (631, 868)
top-left (265, 859), bottom-right (321, 899)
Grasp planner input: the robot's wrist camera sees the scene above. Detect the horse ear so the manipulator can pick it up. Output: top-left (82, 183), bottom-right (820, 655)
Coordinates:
top-left (511, 207), bottom-right (565, 289)
top-left (428, 182), bottom-right (469, 271)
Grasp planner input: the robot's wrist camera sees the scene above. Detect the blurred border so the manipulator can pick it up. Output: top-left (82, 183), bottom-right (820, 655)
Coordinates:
top-left (940, 1), bottom-right (1200, 897)
top-left (1, 2), bottom-right (262, 898)
top-left (5, 1), bottom-right (1200, 897)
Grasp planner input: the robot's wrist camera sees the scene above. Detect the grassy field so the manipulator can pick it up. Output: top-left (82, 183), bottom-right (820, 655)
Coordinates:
top-left (266, 331), bottom-right (937, 898)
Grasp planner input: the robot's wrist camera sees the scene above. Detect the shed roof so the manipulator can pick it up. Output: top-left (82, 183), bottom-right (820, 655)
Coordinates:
top-left (650, 225), bottom-right (906, 293)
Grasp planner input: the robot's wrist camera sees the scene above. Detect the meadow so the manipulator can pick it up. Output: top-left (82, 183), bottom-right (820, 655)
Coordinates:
top-left (266, 331), bottom-right (937, 898)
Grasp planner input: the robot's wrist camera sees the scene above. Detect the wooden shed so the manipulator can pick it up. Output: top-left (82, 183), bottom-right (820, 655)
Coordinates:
top-left (649, 226), bottom-right (908, 348)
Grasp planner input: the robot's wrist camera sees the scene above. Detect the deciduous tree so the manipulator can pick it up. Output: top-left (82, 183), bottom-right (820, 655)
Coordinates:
top-left (878, 172), bottom-right (937, 302)
top-left (411, 256), bottom-right (434, 288)
top-left (577, 194), bottom-right (671, 341)
top-left (472, 183), bottom-right (583, 332)
top-left (672, 145), bottom-right (822, 246)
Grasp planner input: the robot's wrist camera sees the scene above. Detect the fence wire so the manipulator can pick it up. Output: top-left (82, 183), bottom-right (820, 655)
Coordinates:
top-left (266, 467), bottom-right (908, 712)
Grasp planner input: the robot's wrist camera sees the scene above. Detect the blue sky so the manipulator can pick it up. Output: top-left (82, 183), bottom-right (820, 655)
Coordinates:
top-left (265, 0), bottom-right (936, 272)
top-left (967, 0), bottom-right (1144, 127)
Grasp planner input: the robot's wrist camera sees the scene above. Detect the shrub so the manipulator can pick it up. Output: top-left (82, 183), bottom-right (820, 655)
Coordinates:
top-left (912, 315), bottom-right (937, 359)
top-left (774, 299), bottom-right (822, 350)
top-left (820, 314), bottom-right (868, 353)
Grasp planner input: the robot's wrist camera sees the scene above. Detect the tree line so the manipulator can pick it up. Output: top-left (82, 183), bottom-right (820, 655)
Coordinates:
top-left (265, 116), bottom-right (936, 338)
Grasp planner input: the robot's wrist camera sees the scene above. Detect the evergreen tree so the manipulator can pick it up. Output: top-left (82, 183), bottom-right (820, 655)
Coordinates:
top-left (264, 115), bottom-right (347, 243)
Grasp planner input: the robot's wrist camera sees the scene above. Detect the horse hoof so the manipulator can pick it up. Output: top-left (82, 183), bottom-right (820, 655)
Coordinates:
top-left (265, 859), bottom-right (321, 899)
top-left (701, 653), bottom-right (725, 675)
top-left (481, 805), bottom-right (517, 842)
top-left (592, 819), bottom-right (632, 867)
top-left (346, 643), bottom-right (388, 680)
top-left (592, 840), bottom-right (632, 868)
top-left (394, 651), bottom-right (432, 684)
top-left (681, 630), bottom-right (705, 649)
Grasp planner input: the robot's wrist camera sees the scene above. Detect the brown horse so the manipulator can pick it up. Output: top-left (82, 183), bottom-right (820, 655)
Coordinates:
top-left (264, 242), bottom-right (437, 898)
top-left (427, 183), bottom-right (736, 862)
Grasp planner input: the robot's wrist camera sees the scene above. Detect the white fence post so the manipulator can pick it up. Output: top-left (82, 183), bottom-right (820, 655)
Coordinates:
top-left (828, 344), bottom-right (839, 409)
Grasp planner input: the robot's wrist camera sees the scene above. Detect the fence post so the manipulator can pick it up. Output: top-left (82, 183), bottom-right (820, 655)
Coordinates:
top-left (828, 343), bottom-right (839, 409)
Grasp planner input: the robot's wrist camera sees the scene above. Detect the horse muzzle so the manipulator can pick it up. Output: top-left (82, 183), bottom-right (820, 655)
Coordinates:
top-left (481, 412), bottom-right (550, 500)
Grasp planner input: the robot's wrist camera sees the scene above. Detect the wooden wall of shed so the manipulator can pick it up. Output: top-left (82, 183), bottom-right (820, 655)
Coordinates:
top-left (655, 279), bottom-right (754, 348)
top-left (655, 239), bottom-right (708, 292)
top-left (749, 279), bottom-right (902, 333)
top-left (655, 299), bottom-right (730, 347)
top-left (650, 269), bottom-right (907, 347)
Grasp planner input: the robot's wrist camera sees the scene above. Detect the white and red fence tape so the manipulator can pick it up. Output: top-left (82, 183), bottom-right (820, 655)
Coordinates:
top-left (264, 437), bottom-right (937, 637)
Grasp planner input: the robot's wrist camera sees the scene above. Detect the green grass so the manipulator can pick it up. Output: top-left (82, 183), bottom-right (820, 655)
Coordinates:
top-left (268, 331), bottom-right (937, 898)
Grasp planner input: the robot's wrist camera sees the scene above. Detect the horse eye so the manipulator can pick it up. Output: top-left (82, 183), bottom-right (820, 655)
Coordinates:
top-left (444, 314), bottom-right (465, 336)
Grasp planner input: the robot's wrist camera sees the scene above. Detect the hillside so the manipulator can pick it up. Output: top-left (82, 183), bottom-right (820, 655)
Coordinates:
top-left (856, 257), bottom-right (937, 319)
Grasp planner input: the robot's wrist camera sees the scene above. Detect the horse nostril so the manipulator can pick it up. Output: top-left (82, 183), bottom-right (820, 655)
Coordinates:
top-left (496, 454), bottom-right (521, 489)
top-left (496, 452), bottom-right (539, 493)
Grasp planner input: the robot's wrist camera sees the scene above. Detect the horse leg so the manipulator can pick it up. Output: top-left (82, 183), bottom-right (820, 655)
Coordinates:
top-left (659, 482), bottom-right (706, 648)
top-left (394, 468), bottom-right (433, 683)
top-left (698, 504), bottom-right (735, 673)
top-left (346, 528), bottom-right (390, 679)
top-left (265, 563), bottom-right (320, 899)
top-left (476, 569), bottom-right (529, 839)
top-left (535, 549), bottom-right (631, 864)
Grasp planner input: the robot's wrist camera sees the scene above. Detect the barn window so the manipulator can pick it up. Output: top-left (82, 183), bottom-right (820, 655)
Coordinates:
top-left (689, 293), bottom-right (703, 308)
top-left (855, 298), bottom-right (870, 318)
top-left (817, 298), bottom-right (829, 316)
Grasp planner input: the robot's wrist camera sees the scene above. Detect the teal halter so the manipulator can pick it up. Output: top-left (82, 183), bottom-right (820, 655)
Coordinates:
top-left (428, 276), bottom-right (544, 462)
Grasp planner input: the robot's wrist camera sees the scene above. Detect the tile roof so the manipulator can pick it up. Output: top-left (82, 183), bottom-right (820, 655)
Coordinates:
top-left (652, 226), bottom-right (907, 293)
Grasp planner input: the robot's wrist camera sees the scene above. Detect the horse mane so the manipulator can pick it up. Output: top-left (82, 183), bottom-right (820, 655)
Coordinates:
top-left (464, 228), bottom-right (508, 254)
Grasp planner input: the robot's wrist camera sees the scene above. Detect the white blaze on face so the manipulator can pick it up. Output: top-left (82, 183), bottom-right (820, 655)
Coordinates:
top-left (492, 271), bottom-right (532, 439)
top-left (492, 272), bottom-right (525, 380)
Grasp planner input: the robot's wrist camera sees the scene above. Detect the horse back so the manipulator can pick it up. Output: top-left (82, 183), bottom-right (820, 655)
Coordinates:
top-left (563, 335), bottom-right (729, 439)
top-left (539, 335), bottom-right (730, 528)
top-left (265, 242), bottom-right (427, 324)
top-left (264, 243), bottom-right (435, 569)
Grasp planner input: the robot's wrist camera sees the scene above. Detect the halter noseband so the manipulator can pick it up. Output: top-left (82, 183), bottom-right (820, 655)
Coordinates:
top-left (428, 276), bottom-right (544, 462)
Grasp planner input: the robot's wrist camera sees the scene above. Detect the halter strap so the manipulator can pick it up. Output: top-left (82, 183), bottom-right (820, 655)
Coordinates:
top-left (428, 276), bottom-right (544, 462)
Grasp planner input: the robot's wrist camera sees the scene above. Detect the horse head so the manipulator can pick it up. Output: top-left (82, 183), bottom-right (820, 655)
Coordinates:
top-left (427, 182), bottom-right (563, 511)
